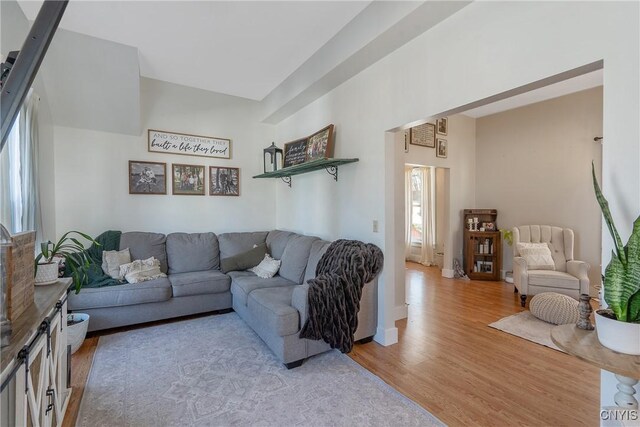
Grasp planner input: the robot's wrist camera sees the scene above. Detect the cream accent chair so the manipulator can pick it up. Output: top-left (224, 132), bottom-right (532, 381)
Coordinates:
top-left (513, 225), bottom-right (590, 307)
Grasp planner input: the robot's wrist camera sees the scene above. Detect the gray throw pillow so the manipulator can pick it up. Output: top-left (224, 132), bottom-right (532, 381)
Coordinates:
top-left (220, 243), bottom-right (268, 273)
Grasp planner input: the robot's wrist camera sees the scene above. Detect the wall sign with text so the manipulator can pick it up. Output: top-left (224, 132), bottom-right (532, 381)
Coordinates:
top-left (148, 129), bottom-right (232, 159)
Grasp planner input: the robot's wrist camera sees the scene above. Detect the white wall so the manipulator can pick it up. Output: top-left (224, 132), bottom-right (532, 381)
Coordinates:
top-left (53, 78), bottom-right (275, 239)
top-left (273, 1), bottom-right (639, 345)
top-left (476, 87), bottom-right (603, 292)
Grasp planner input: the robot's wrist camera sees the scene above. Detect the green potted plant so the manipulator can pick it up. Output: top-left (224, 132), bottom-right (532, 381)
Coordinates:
top-left (592, 165), bottom-right (640, 355)
top-left (35, 231), bottom-right (98, 289)
top-left (501, 229), bottom-right (514, 283)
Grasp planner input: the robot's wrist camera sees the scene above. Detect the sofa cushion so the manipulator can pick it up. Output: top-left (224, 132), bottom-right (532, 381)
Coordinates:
top-left (227, 270), bottom-right (255, 280)
top-left (68, 277), bottom-right (171, 310)
top-left (528, 270), bottom-right (579, 290)
top-left (220, 243), bottom-right (267, 273)
top-left (279, 234), bottom-right (319, 284)
top-left (166, 232), bottom-right (219, 273)
top-left (230, 274), bottom-right (297, 307)
top-left (120, 232), bottom-right (168, 273)
top-left (218, 231), bottom-right (268, 259)
top-left (303, 240), bottom-right (331, 284)
top-left (266, 230), bottom-right (296, 259)
top-left (168, 270), bottom-right (230, 297)
top-left (248, 286), bottom-right (299, 336)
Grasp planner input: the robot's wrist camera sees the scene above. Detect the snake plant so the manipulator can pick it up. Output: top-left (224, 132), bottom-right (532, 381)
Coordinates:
top-left (35, 231), bottom-right (99, 291)
top-left (592, 163), bottom-right (640, 323)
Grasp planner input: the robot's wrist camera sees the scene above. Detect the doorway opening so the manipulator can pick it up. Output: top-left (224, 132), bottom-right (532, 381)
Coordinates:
top-left (404, 165), bottom-right (449, 272)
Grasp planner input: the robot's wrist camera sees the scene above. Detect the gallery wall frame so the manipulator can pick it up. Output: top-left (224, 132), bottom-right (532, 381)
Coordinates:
top-left (210, 166), bottom-right (240, 196)
top-left (172, 163), bottom-right (206, 196)
top-left (128, 160), bottom-right (167, 195)
top-left (148, 129), bottom-right (232, 159)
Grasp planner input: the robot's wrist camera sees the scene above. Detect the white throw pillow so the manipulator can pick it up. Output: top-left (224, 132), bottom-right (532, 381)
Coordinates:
top-left (517, 243), bottom-right (556, 270)
top-left (119, 257), bottom-right (167, 284)
top-left (249, 254), bottom-right (281, 279)
top-left (101, 248), bottom-right (131, 280)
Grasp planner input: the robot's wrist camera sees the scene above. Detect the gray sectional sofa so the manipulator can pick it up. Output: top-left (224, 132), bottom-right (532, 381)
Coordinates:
top-left (68, 230), bottom-right (378, 368)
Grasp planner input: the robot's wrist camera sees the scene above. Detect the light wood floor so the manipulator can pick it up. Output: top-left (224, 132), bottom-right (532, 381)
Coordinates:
top-left (63, 263), bottom-right (599, 427)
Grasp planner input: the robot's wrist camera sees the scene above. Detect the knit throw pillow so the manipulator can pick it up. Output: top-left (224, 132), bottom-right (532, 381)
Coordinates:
top-left (517, 242), bottom-right (555, 270)
top-left (119, 257), bottom-right (167, 284)
top-left (250, 254), bottom-right (281, 279)
top-left (101, 248), bottom-right (131, 280)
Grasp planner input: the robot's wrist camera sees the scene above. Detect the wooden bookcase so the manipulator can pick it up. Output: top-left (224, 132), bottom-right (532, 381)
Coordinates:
top-left (463, 209), bottom-right (502, 281)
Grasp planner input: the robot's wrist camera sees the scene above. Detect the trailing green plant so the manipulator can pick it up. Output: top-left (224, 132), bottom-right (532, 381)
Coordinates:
top-left (35, 231), bottom-right (99, 292)
top-left (592, 163), bottom-right (640, 323)
top-left (501, 229), bottom-right (514, 246)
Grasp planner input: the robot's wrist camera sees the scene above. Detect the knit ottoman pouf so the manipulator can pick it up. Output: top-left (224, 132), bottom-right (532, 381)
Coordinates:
top-left (529, 292), bottom-right (579, 325)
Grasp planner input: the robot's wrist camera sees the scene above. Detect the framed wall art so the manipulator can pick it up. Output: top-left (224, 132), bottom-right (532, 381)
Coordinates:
top-left (306, 124), bottom-right (334, 161)
top-left (210, 166), bottom-right (240, 196)
top-left (283, 138), bottom-right (308, 168)
top-left (129, 161), bottom-right (166, 195)
top-left (436, 117), bottom-right (448, 136)
top-left (410, 123), bottom-right (436, 148)
top-left (148, 129), bottom-right (231, 159)
top-left (172, 164), bottom-right (205, 195)
top-left (436, 138), bottom-right (448, 158)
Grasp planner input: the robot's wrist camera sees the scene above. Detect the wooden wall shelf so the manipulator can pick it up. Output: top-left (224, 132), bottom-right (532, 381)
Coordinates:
top-left (253, 158), bottom-right (359, 187)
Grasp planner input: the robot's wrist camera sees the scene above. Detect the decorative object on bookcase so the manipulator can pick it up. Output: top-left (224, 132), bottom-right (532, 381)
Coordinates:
top-left (2, 227), bottom-right (36, 321)
top-left (436, 138), bottom-right (447, 158)
top-left (576, 294), bottom-right (594, 330)
top-left (463, 209), bottom-right (501, 281)
top-left (409, 122), bottom-right (436, 148)
top-left (263, 142), bottom-right (284, 173)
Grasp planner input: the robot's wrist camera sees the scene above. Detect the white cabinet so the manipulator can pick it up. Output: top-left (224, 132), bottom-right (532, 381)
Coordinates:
top-left (1, 295), bottom-right (71, 427)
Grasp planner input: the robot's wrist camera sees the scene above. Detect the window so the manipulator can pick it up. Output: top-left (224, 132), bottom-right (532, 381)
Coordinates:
top-left (410, 168), bottom-right (423, 246)
top-left (0, 90), bottom-right (41, 238)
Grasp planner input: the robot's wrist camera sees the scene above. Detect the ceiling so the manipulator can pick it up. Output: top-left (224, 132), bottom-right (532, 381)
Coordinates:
top-left (18, 1), bottom-right (370, 101)
top-left (463, 69), bottom-right (603, 118)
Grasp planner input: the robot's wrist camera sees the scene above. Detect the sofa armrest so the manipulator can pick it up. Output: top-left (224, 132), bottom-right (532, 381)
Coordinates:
top-left (513, 256), bottom-right (529, 294)
top-left (292, 283), bottom-right (309, 327)
top-left (567, 260), bottom-right (591, 295)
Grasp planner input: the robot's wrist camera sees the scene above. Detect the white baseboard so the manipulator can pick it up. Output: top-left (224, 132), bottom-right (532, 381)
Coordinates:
top-left (394, 304), bottom-right (408, 320)
top-left (441, 268), bottom-right (454, 278)
top-left (374, 326), bottom-right (398, 346)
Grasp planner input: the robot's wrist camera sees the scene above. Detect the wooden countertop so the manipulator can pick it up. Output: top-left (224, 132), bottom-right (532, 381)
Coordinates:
top-left (551, 324), bottom-right (640, 379)
top-left (1, 279), bottom-right (70, 371)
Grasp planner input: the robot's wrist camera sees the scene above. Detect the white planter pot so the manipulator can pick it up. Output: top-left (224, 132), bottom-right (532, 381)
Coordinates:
top-left (35, 262), bottom-right (59, 285)
top-left (67, 313), bottom-right (90, 354)
top-left (595, 310), bottom-right (640, 355)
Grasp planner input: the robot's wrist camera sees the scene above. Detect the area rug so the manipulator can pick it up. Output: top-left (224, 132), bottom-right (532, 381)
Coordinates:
top-left (77, 312), bottom-right (443, 427)
top-left (488, 311), bottom-right (563, 352)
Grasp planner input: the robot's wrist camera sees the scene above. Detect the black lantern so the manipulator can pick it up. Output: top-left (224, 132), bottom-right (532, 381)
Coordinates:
top-left (263, 142), bottom-right (283, 173)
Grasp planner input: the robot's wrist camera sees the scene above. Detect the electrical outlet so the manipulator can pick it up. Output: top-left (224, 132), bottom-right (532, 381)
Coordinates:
top-left (373, 220), bottom-right (379, 233)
